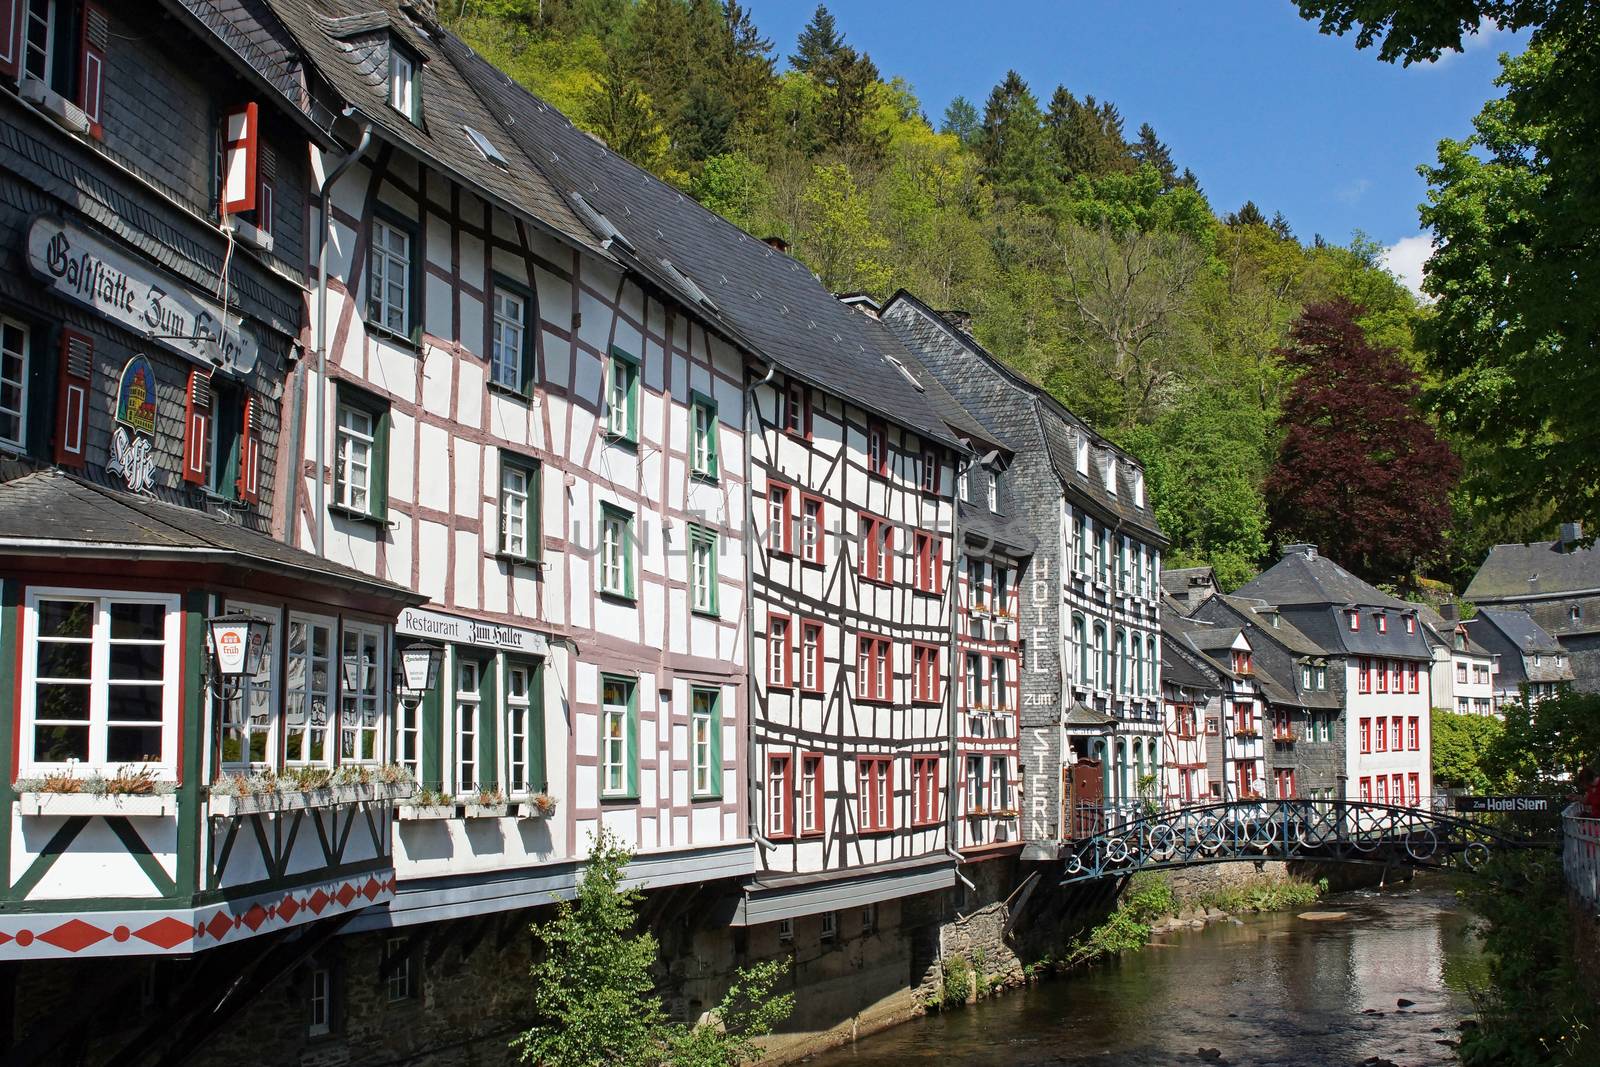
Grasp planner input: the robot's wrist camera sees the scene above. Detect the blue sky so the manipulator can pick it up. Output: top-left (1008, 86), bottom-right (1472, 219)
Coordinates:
top-left (746, 1), bottom-right (1525, 293)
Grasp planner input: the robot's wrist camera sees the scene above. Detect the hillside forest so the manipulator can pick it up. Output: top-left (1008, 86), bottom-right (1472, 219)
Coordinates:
top-left (447, 0), bottom-right (1539, 593)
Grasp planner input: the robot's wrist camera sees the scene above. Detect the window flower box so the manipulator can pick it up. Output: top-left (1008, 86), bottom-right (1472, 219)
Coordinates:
top-left (517, 793), bottom-right (559, 819)
top-left (966, 807), bottom-right (990, 817)
top-left (18, 791), bottom-right (177, 818)
top-left (397, 803), bottom-right (456, 821)
top-left (209, 779), bottom-right (414, 818)
top-left (464, 802), bottom-right (509, 819)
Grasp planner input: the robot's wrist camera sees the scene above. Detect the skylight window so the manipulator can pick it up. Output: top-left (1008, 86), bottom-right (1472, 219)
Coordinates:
top-left (883, 354), bottom-right (924, 392)
top-left (464, 126), bottom-right (508, 169)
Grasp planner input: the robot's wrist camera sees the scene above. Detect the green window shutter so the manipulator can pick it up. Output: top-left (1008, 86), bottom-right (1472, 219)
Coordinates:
top-left (477, 655), bottom-right (499, 791)
top-left (530, 660), bottom-right (547, 793)
top-left (625, 512), bottom-right (636, 598)
top-left (420, 665), bottom-right (443, 792)
top-left (625, 681), bottom-right (639, 798)
top-left (709, 689), bottom-right (723, 797)
top-left (371, 403), bottom-right (391, 521)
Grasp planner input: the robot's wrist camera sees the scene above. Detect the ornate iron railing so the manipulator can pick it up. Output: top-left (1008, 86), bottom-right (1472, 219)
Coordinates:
top-left (1059, 799), bottom-right (1554, 886)
top-left (1564, 802), bottom-right (1600, 910)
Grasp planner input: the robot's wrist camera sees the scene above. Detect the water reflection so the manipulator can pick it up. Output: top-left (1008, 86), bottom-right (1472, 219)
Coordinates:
top-left (816, 877), bottom-right (1477, 1066)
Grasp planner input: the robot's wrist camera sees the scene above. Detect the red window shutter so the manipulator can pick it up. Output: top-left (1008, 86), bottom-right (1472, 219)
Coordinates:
top-left (220, 102), bottom-right (259, 216)
top-left (0, 0), bottom-right (21, 79)
top-left (236, 395), bottom-right (260, 503)
top-left (78, 3), bottom-right (109, 138)
top-left (53, 329), bottom-right (93, 468)
top-left (182, 369), bottom-right (212, 486)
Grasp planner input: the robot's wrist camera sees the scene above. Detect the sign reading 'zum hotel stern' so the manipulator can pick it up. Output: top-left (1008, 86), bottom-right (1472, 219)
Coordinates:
top-left (26, 215), bottom-right (261, 376)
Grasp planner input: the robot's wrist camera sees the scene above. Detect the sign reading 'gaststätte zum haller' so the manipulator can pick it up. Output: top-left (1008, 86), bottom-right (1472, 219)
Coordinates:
top-left (25, 215), bottom-right (260, 376)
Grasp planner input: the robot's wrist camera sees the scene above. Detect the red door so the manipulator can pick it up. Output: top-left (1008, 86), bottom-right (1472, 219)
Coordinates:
top-left (1067, 759), bottom-right (1105, 839)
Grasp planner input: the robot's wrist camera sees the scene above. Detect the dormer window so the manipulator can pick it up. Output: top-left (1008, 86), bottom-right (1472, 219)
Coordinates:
top-left (1347, 610), bottom-right (1359, 632)
top-left (389, 43), bottom-right (419, 124)
top-left (1376, 614), bottom-right (1387, 634)
top-left (1133, 469), bottom-right (1145, 508)
top-left (1405, 615), bottom-right (1416, 634)
top-left (1104, 454), bottom-right (1117, 494)
top-left (1075, 435), bottom-right (1089, 475)
top-left (986, 470), bottom-right (998, 513)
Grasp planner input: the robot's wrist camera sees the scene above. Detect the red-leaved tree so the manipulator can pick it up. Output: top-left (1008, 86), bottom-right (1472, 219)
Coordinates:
top-left (1266, 298), bottom-right (1460, 583)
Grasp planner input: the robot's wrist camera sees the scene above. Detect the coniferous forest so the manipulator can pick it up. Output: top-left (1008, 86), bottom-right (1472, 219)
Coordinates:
top-left (446, 1), bottom-right (1542, 593)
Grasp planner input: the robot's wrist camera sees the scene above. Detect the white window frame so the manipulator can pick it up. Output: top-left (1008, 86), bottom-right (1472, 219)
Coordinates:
top-left (308, 965), bottom-right (332, 1037)
top-left (340, 622), bottom-right (384, 764)
top-left (219, 600), bottom-right (281, 771)
top-left (491, 287), bottom-right (526, 390)
top-left (368, 217), bottom-right (412, 335)
top-left (690, 527), bottom-right (718, 615)
top-left (0, 316), bottom-right (30, 450)
top-left (500, 459), bottom-right (533, 558)
top-left (506, 662), bottom-right (533, 795)
top-left (335, 404), bottom-right (375, 514)
top-left (801, 755), bottom-right (820, 834)
top-left (385, 936), bottom-right (411, 1002)
top-left (601, 678), bottom-right (631, 797)
top-left (599, 505), bottom-right (633, 597)
top-left (454, 657), bottom-right (480, 795)
top-left (388, 47), bottom-right (416, 120)
top-left (22, 0), bottom-right (57, 87)
top-left (986, 470), bottom-right (998, 512)
top-left (691, 398), bottom-right (718, 477)
top-left (285, 611), bottom-right (336, 766)
top-left (21, 588), bottom-right (181, 777)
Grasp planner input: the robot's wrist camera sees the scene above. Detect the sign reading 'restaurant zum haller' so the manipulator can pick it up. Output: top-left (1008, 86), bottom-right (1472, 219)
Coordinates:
top-left (25, 216), bottom-right (260, 376)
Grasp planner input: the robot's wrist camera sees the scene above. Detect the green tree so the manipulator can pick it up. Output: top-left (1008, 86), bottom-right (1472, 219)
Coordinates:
top-left (1045, 87), bottom-right (1133, 182)
top-left (1485, 689), bottom-right (1600, 790)
top-left (513, 829), bottom-right (666, 1067)
top-left (940, 95), bottom-right (981, 147)
top-left (789, 3), bottom-right (844, 72)
top-left (689, 151), bottom-right (772, 233)
top-left (514, 829), bottom-right (794, 1067)
top-left (976, 71), bottom-right (1053, 206)
top-left (1130, 121), bottom-right (1178, 190)
top-left (1430, 709), bottom-right (1505, 792)
top-left (798, 162), bottom-right (892, 293)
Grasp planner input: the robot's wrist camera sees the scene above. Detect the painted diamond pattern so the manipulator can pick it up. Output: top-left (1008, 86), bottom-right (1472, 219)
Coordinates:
top-left (362, 877), bottom-right (381, 901)
top-left (308, 889), bottom-right (330, 914)
top-left (39, 919), bottom-right (110, 953)
top-left (335, 882), bottom-right (356, 907)
top-left (278, 895), bottom-right (300, 923)
top-left (133, 917), bottom-right (193, 950)
top-left (205, 911), bottom-right (235, 942)
top-left (241, 904), bottom-right (269, 932)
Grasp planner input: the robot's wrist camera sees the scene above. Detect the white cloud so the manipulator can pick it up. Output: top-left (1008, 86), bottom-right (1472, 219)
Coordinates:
top-left (1381, 234), bottom-right (1433, 299)
top-left (1422, 16), bottom-right (1506, 66)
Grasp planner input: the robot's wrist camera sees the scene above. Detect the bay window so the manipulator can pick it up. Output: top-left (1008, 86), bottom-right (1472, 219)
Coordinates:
top-left (341, 624), bottom-right (383, 763)
top-left (23, 590), bottom-right (179, 774)
top-left (506, 662), bottom-right (541, 795)
top-left (285, 613), bottom-right (334, 765)
top-left (455, 659), bottom-right (480, 793)
top-left (219, 601), bottom-right (279, 769)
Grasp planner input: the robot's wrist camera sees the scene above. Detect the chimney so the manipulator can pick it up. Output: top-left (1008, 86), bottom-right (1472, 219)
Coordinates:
top-left (1283, 543), bottom-right (1318, 560)
top-left (762, 235), bottom-right (789, 253)
top-left (1559, 521), bottom-right (1583, 549)
top-left (938, 309), bottom-right (974, 336)
top-left (1440, 603), bottom-right (1460, 622)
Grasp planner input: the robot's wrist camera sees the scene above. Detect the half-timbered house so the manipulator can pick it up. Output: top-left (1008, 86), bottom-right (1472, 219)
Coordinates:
top-left (880, 292), bottom-right (1166, 854)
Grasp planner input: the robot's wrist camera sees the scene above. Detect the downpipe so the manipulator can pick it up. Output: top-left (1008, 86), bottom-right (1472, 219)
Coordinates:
top-left (313, 114), bottom-right (372, 557)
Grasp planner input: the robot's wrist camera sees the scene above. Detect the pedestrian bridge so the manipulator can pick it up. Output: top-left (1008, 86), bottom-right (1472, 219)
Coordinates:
top-left (1059, 799), bottom-right (1556, 886)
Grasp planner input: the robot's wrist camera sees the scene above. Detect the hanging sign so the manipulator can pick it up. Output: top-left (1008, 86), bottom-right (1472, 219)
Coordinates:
top-left (105, 356), bottom-right (159, 492)
top-left (26, 215), bottom-right (260, 376)
top-left (396, 606), bottom-right (550, 657)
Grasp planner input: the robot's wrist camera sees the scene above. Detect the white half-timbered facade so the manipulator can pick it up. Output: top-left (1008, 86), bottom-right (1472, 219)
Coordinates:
top-left (268, 1), bottom-right (752, 922)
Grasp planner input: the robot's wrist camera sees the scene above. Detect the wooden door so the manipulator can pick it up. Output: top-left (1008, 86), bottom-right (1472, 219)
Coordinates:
top-left (1066, 759), bottom-right (1105, 839)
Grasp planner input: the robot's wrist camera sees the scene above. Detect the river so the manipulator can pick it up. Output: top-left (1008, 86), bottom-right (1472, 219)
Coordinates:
top-left (814, 877), bottom-right (1482, 1066)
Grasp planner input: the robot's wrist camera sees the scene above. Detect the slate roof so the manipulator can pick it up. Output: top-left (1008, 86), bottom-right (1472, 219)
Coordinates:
top-left (1209, 595), bottom-right (1325, 657)
top-left (1465, 538), bottom-right (1600, 601)
top-left (1234, 546), bottom-right (1412, 610)
top-left (0, 467), bottom-right (420, 603)
top-left (1250, 661), bottom-right (1305, 709)
top-left (1414, 603), bottom-right (1494, 658)
top-left (1064, 702), bottom-right (1117, 729)
top-left (257, 0), bottom-right (605, 256)
top-left (443, 37), bottom-right (969, 450)
top-left (1159, 615), bottom-right (1222, 693)
top-left (1161, 566), bottom-right (1215, 600)
top-left (1466, 608), bottom-right (1574, 686)
top-left (169, 0), bottom-right (328, 136)
top-left (879, 292), bottom-right (1164, 542)
top-left (1476, 607), bottom-right (1565, 655)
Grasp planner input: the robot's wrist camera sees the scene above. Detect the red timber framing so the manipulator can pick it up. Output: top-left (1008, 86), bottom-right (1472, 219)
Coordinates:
top-left (750, 374), bottom-right (957, 891)
top-left (296, 148), bottom-right (750, 908)
top-left (956, 551), bottom-right (1022, 854)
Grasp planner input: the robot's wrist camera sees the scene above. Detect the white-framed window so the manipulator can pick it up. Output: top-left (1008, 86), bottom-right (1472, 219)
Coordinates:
top-left (690, 525), bottom-right (719, 615)
top-left (801, 621), bottom-right (821, 691)
top-left (820, 911), bottom-right (837, 943)
top-left (966, 754), bottom-right (984, 811)
top-left (506, 662), bottom-right (534, 794)
top-left (22, 590), bottom-right (180, 775)
top-left (388, 45), bottom-right (417, 122)
top-left (1075, 435), bottom-right (1089, 475)
top-left (691, 687), bottom-right (720, 797)
top-left (1133, 469), bottom-right (1145, 507)
top-left (385, 937), bottom-right (411, 1002)
top-left (991, 756), bottom-right (1009, 810)
top-left (604, 349), bottom-right (639, 441)
top-left (1104, 454), bottom-right (1118, 494)
top-left (308, 965), bottom-right (332, 1037)
top-left (340, 623), bottom-right (383, 763)
top-left (690, 395), bottom-right (719, 478)
top-left (920, 449), bottom-right (939, 493)
top-left (336, 404), bottom-right (375, 513)
top-left (491, 286), bottom-right (526, 391)
top-left (0, 316), bottom-right (30, 450)
top-left (219, 601), bottom-right (279, 770)
top-left (778, 918), bottom-right (794, 944)
top-left (499, 457), bottom-right (538, 560)
top-left (368, 217), bottom-right (412, 334)
top-left (396, 683), bottom-right (421, 782)
top-left (986, 470), bottom-right (998, 512)
top-left (801, 754), bottom-right (821, 834)
top-left (601, 675), bottom-right (634, 797)
top-left (285, 613), bottom-right (335, 765)
top-left (455, 658), bottom-right (480, 794)
top-left (599, 504), bottom-right (634, 598)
